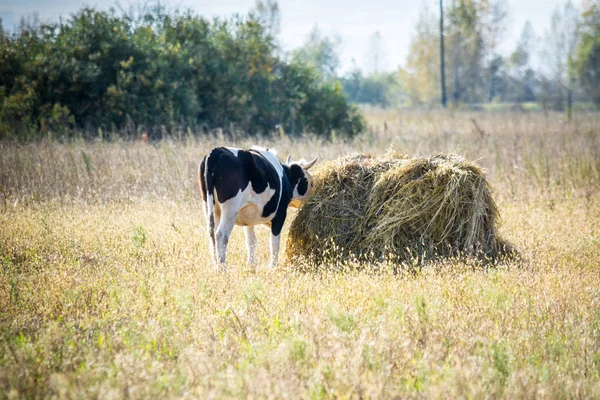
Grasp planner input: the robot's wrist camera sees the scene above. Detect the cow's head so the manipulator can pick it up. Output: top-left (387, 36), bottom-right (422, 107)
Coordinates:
top-left (285, 155), bottom-right (318, 208)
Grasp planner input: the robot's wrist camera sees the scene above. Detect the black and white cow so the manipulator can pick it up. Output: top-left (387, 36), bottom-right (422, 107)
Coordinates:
top-left (198, 146), bottom-right (317, 271)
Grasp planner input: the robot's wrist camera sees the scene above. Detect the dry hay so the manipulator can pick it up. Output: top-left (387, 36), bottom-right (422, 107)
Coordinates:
top-left (285, 152), bottom-right (511, 268)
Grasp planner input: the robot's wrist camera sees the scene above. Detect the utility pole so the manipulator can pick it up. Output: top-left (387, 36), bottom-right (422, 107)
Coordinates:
top-left (440, 0), bottom-right (447, 108)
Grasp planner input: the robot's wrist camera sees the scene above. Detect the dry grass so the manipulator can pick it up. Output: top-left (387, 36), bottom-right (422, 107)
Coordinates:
top-left (1, 109), bottom-right (600, 398)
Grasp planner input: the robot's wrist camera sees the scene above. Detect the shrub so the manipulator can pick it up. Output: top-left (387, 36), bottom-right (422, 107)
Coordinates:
top-left (0, 7), bottom-right (363, 139)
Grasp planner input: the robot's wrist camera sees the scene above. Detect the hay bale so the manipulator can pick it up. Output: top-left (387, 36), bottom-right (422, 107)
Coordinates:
top-left (285, 152), bottom-right (508, 267)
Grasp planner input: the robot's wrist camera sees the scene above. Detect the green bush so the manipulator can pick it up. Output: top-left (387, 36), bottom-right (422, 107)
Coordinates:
top-left (0, 7), bottom-right (363, 139)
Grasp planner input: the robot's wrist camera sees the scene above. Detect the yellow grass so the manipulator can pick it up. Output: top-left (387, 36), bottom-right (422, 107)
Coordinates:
top-left (1, 110), bottom-right (600, 398)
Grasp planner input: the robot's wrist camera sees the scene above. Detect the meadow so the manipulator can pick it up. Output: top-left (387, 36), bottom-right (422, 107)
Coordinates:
top-left (1, 109), bottom-right (600, 398)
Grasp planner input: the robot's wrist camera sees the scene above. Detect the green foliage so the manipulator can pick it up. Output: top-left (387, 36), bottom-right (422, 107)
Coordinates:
top-left (400, 0), bottom-right (490, 105)
top-left (0, 7), bottom-right (362, 139)
top-left (491, 341), bottom-right (510, 387)
top-left (400, 0), bottom-right (590, 107)
top-left (291, 26), bottom-right (340, 80)
top-left (132, 226), bottom-right (147, 247)
top-left (327, 308), bottom-right (356, 333)
top-left (341, 69), bottom-right (404, 107)
top-left (445, 0), bottom-right (486, 104)
top-left (399, 6), bottom-right (441, 105)
top-left (574, 2), bottom-right (600, 108)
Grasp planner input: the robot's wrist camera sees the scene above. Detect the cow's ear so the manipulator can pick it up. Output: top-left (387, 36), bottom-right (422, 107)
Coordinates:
top-left (304, 156), bottom-right (318, 170)
top-left (286, 155), bottom-right (291, 165)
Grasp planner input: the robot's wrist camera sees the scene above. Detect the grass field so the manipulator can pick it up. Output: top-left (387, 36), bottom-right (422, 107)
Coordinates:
top-left (1, 110), bottom-right (600, 398)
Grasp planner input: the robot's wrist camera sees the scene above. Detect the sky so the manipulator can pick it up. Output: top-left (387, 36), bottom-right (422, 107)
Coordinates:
top-left (0, 0), bottom-right (571, 74)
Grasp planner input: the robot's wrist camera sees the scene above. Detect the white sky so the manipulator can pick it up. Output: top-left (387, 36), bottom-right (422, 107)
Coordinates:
top-left (0, 0), bottom-right (572, 74)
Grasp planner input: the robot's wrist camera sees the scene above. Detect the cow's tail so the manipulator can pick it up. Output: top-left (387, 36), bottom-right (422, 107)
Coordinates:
top-left (199, 150), bottom-right (218, 260)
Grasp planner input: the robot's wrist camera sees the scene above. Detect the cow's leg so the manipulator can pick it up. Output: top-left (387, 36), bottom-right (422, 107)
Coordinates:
top-left (202, 200), bottom-right (216, 265)
top-left (203, 198), bottom-right (222, 267)
top-left (269, 210), bottom-right (287, 269)
top-left (215, 216), bottom-right (235, 272)
top-left (215, 195), bottom-right (241, 272)
top-left (243, 226), bottom-right (258, 266)
top-left (269, 232), bottom-right (281, 269)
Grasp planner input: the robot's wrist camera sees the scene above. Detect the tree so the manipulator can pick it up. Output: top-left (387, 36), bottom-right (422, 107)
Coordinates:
top-left (574, 0), bottom-right (600, 108)
top-left (0, 6), bottom-right (363, 138)
top-left (341, 68), bottom-right (403, 107)
top-left (541, 1), bottom-right (580, 116)
top-left (367, 31), bottom-right (385, 74)
top-left (440, 0), bottom-right (447, 107)
top-left (445, 0), bottom-right (486, 104)
top-left (479, 0), bottom-right (510, 101)
top-left (251, 0), bottom-right (281, 39)
top-left (115, 0), bottom-right (173, 30)
top-left (291, 26), bottom-right (340, 80)
top-left (508, 21), bottom-right (538, 102)
top-left (399, 6), bottom-right (440, 104)
top-left (401, 0), bottom-right (509, 106)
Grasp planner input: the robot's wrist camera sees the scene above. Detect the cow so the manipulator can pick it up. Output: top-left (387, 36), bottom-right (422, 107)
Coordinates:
top-left (198, 146), bottom-right (317, 271)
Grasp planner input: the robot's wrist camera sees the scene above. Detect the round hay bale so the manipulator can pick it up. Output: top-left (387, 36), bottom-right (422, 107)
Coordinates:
top-left (285, 152), bottom-right (508, 267)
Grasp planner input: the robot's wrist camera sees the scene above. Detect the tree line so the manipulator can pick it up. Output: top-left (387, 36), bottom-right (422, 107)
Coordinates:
top-left (295, 0), bottom-right (600, 113)
top-left (400, 0), bottom-right (600, 113)
top-left (0, 4), bottom-right (364, 139)
top-left (1, 0), bottom-right (599, 140)
top-left (408, 0), bottom-right (600, 112)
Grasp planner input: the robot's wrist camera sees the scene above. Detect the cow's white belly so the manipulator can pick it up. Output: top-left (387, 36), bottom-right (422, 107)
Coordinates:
top-left (234, 183), bottom-right (277, 226)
